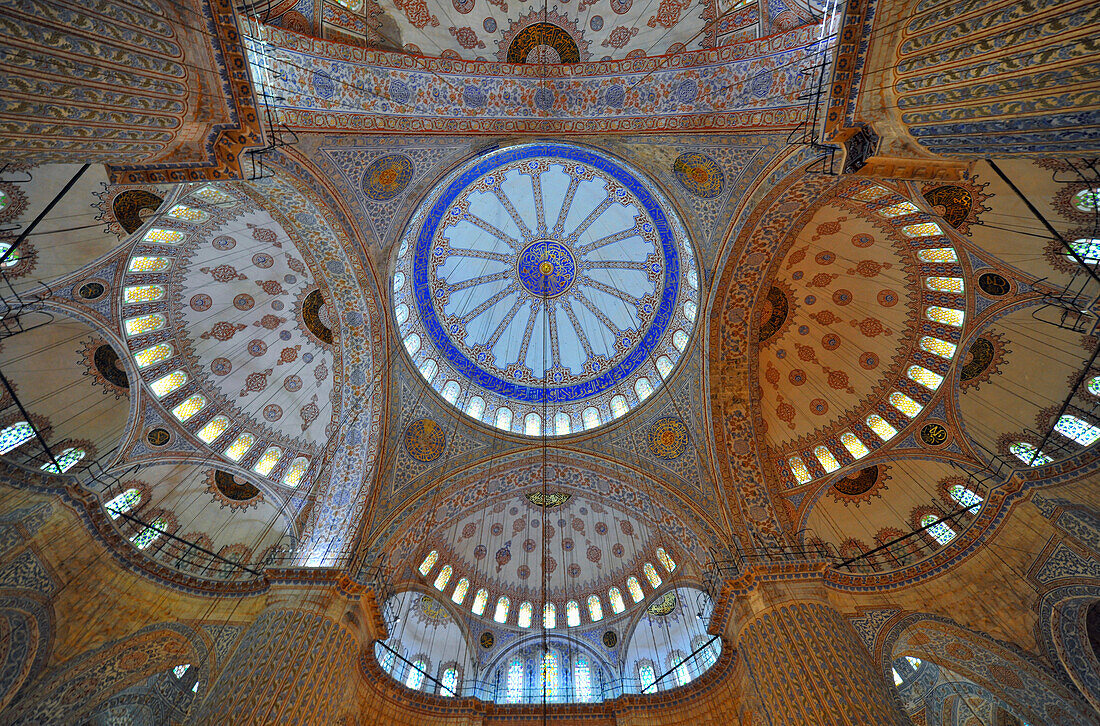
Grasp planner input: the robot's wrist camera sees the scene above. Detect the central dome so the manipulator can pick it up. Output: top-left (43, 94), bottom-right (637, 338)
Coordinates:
top-left (393, 142), bottom-right (698, 436)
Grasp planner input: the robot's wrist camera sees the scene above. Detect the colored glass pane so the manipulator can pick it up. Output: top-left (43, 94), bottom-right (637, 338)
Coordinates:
top-left (916, 247), bottom-right (959, 263)
top-left (131, 517), bottom-right (167, 550)
top-left (841, 432), bottom-right (869, 459)
top-left (814, 445), bottom-right (840, 473)
top-left (149, 369), bottom-right (186, 397)
top-left (452, 578), bottom-right (469, 604)
top-left (889, 391), bottom-right (922, 417)
top-left (893, 668), bottom-right (903, 686)
top-left (587, 595), bottom-right (603, 622)
top-left (906, 656), bottom-right (923, 669)
top-left (142, 228), bottom-right (184, 244)
top-left (656, 547), bottom-right (676, 572)
top-left (627, 577), bottom-right (644, 603)
top-left (434, 564), bottom-right (452, 590)
top-left (575, 655), bottom-right (594, 702)
top-left (1055, 414), bottom-right (1100, 445)
top-left (926, 306), bottom-right (964, 327)
top-left (644, 562), bottom-right (662, 588)
top-left (850, 185), bottom-right (888, 201)
top-left (173, 664), bottom-right (189, 678)
top-left (379, 647), bottom-right (396, 674)
top-left (1010, 442), bottom-right (1051, 466)
top-left (134, 342), bottom-right (173, 368)
top-left (494, 596), bottom-right (510, 623)
top-left (609, 587), bottom-right (625, 614)
top-left (656, 356), bottom-right (674, 378)
top-left (902, 222), bottom-right (943, 237)
top-left (920, 514), bottom-right (956, 545)
top-left (635, 377), bottom-right (653, 401)
top-left (544, 602), bottom-right (556, 628)
top-left (867, 414), bottom-right (898, 440)
top-left (919, 336), bottom-right (956, 358)
top-left (554, 411), bottom-right (570, 434)
top-left (925, 276), bottom-right (964, 293)
top-left (171, 394), bottom-right (206, 422)
top-left (495, 407), bottom-right (513, 431)
top-left (191, 681), bottom-right (199, 693)
top-left (406, 660), bottom-right (426, 690)
top-left (466, 396), bottom-right (485, 419)
top-left (683, 300), bottom-right (697, 321)
top-left (441, 667), bottom-right (458, 697)
top-left (441, 380), bottom-right (460, 404)
top-left (191, 186), bottom-right (234, 204)
top-left (673, 329), bottom-right (689, 352)
top-left (403, 333), bottom-right (420, 356)
top-left (673, 656), bottom-right (691, 687)
top-left (223, 432), bottom-right (254, 461)
top-left (392, 271), bottom-right (405, 292)
top-left (582, 407), bottom-right (601, 429)
top-left (105, 488), bottom-right (141, 518)
top-left (505, 658), bottom-right (524, 702)
top-left (877, 201), bottom-right (919, 217)
top-left (395, 303), bottom-right (409, 325)
top-left (128, 256), bottom-right (170, 273)
top-left (197, 415), bottom-right (230, 444)
top-left (610, 395), bottom-right (628, 418)
top-left (541, 651), bottom-right (559, 699)
top-left (949, 485), bottom-right (983, 509)
top-left (1072, 188), bottom-right (1100, 212)
top-left (419, 359), bottom-right (437, 383)
top-left (418, 550), bottom-right (438, 576)
top-left (789, 455), bottom-right (811, 484)
top-left (0, 421), bottom-right (34, 454)
top-left (0, 242), bottom-right (21, 267)
top-left (166, 204), bottom-right (207, 222)
top-left (566, 600), bottom-right (580, 627)
top-left (471, 588), bottom-right (488, 616)
top-left (517, 601), bottom-right (532, 628)
top-left (700, 641), bottom-right (717, 670)
top-left (908, 365), bottom-right (943, 390)
top-left (41, 446), bottom-right (85, 474)
top-left (283, 456), bottom-right (309, 487)
top-left (1070, 238), bottom-right (1100, 262)
top-left (124, 313), bottom-right (166, 336)
top-left (1089, 376), bottom-right (1100, 397)
top-left (253, 446), bottom-right (281, 476)
top-left (639, 663), bottom-right (657, 692)
top-left (0, 189), bottom-right (6, 209)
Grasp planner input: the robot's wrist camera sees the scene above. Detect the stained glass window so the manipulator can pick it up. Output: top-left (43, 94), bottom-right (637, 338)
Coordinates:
top-left (392, 271), bottom-right (406, 292)
top-left (814, 446), bottom-right (840, 473)
top-left (639, 662), bottom-right (657, 692)
top-left (462, 396), bottom-right (483, 420)
top-left (1089, 376), bottom-right (1100, 397)
top-left (441, 380), bottom-right (460, 404)
top-left (840, 432), bottom-right (869, 459)
top-left (907, 365), bottom-right (943, 390)
top-left (517, 601), bottom-right (532, 628)
top-left (197, 415), bottom-right (229, 443)
top-left (789, 455), bottom-right (811, 484)
top-left (128, 256), bottom-right (171, 273)
top-left (609, 587), bottom-right (625, 614)
top-left (582, 407), bottom-right (601, 429)
top-left (925, 277), bottom-right (964, 293)
top-left (916, 247), bottom-right (959, 263)
top-left (403, 333), bottom-right (421, 356)
top-left (587, 594), bottom-right (604, 622)
top-left (191, 185), bottom-right (234, 204)
top-left (656, 547), bottom-right (676, 572)
top-left (171, 394), bottom-right (206, 422)
top-left (395, 304), bottom-right (410, 325)
top-left (699, 641), bottom-right (717, 670)
top-left (282, 456), bottom-right (309, 487)
top-left (106, 488), bottom-right (141, 518)
top-left (867, 414), bottom-right (898, 440)
top-left (123, 284), bottom-right (165, 304)
top-left (434, 565), bottom-right (452, 591)
top-left (41, 447), bottom-right (85, 474)
top-left (627, 577), bottom-right (644, 603)
top-left (149, 369), bottom-right (186, 397)
top-left (644, 562), bottom-right (662, 588)
top-left (575, 654), bottom-right (594, 702)
top-left (0, 421), bottom-right (34, 454)
top-left (919, 336), bottom-right (956, 358)
top-left (850, 184), bottom-right (889, 201)
top-left (566, 600), bottom-right (580, 627)
top-left (920, 514), bottom-right (956, 545)
top-left (124, 313), bottom-right (166, 336)
top-left (926, 306), bottom-right (964, 327)
top-left (223, 432), bottom-right (254, 461)
top-left (418, 550), bottom-right (438, 576)
top-left (472, 588), bottom-right (489, 616)
top-left (1070, 238), bottom-right (1100, 262)
top-left (673, 329), bottom-right (689, 352)
top-left (554, 411), bottom-right (571, 435)
top-left (379, 646), bottom-right (395, 674)
top-left (683, 300), bottom-right (697, 321)
top-left (1010, 441), bottom-right (1052, 466)
top-left (131, 517), bottom-right (167, 550)
top-left (524, 412), bottom-right (541, 436)
top-left (1072, 188), bottom-right (1100, 212)
top-left (0, 242), bottom-right (21, 267)
top-left (142, 228), bottom-right (184, 244)
top-left (1055, 414), bottom-right (1100, 446)
top-left (889, 391), bottom-right (922, 417)
top-left (610, 395), bottom-right (628, 418)
top-left (673, 655), bottom-right (691, 687)
top-left (419, 359), bottom-right (437, 383)
top-left (406, 660), bottom-right (426, 690)
top-left (902, 222), bottom-right (944, 238)
top-left (877, 201), bottom-right (919, 217)
top-left (544, 602), bottom-right (556, 628)
top-left (541, 651), bottom-right (560, 700)
top-left (893, 668), bottom-right (903, 686)
top-left (173, 664), bottom-right (190, 678)
top-left (495, 407), bottom-right (513, 431)
top-left (656, 355), bottom-right (674, 379)
top-left (253, 446), bottom-right (281, 476)
top-left (134, 342), bottom-right (173, 368)
top-left (506, 657), bottom-right (524, 702)
top-left (452, 578), bottom-right (469, 604)
top-left (949, 485), bottom-right (983, 509)
top-left (494, 596), bottom-right (510, 623)
top-left (441, 667), bottom-right (458, 697)
top-left (635, 377), bottom-right (653, 401)
top-left (166, 204), bottom-right (207, 222)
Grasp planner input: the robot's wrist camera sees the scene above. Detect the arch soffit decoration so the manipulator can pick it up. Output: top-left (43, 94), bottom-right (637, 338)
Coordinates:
top-left (383, 584), bottom-right (479, 657)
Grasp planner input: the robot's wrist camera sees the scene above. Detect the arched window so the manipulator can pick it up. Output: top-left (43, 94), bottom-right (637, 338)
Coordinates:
top-left (494, 596), bottom-right (510, 623)
top-left (451, 577), bottom-right (469, 604)
top-left (866, 414), bottom-right (898, 440)
top-left (1054, 414), bottom-right (1100, 446)
top-left (627, 577), bottom-right (644, 603)
top-left (608, 587), bottom-right (625, 614)
top-left (41, 447), bottom-right (85, 474)
top-left (131, 517), bottom-right (167, 550)
top-left (554, 411), bottom-right (571, 435)
top-left (123, 284), bottom-right (165, 304)
top-left (889, 391), bottom-right (921, 418)
top-left (105, 488), bottom-right (141, 519)
top-left (419, 358), bottom-right (438, 383)
top-left (197, 415), bottom-right (230, 444)
top-left (543, 602), bottom-right (556, 628)
top-left (1069, 238), bottom-right (1100, 263)
top-left (441, 380), bottom-right (460, 404)
top-left (128, 256), bottom-right (171, 273)
top-left (134, 342), bottom-right (173, 368)
top-left (582, 407), bottom-right (601, 429)
top-left (379, 646), bottom-right (396, 674)
top-left (643, 562), bottom-right (662, 588)
top-left (574, 654), bottom-right (593, 702)
top-left (149, 369), bottom-right (187, 397)
top-left (541, 651), bottom-right (560, 700)
top-left (223, 432), bottom-right (254, 461)
top-left (566, 600), bottom-right (580, 627)
top-left (587, 595), bottom-right (603, 622)
top-left (656, 356), bottom-right (674, 379)
top-left (440, 666), bottom-right (458, 697)
top-left (495, 407), bottom-right (513, 431)
top-left (505, 657), bottom-right (524, 703)
top-left (1010, 441), bottom-right (1052, 466)
top-left (610, 395), bottom-right (628, 418)
top-left (672, 329), bottom-right (688, 351)
top-left (907, 365), bottom-right (943, 390)
top-left (406, 659), bottom-right (427, 690)
top-left (634, 377), bottom-right (653, 401)
top-left (173, 664), bottom-right (190, 678)
top-left (517, 601), bottom-right (532, 628)
top-left (252, 445), bottom-right (281, 476)
top-left (814, 445), bottom-right (840, 473)
top-left (1089, 376), bottom-right (1100, 397)
top-left (466, 396), bottom-right (485, 419)
top-left (403, 333), bottom-right (421, 356)
top-left (924, 277), bottom-right (963, 293)
top-left (671, 653), bottom-right (691, 687)
top-left (639, 662), bottom-right (657, 692)
top-left (699, 640), bottom-right (717, 671)
top-left (433, 564), bottom-right (452, 590)
top-left (919, 336), bottom-right (956, 358)
top-left (840, 432), bottom-right (869, 459)
top-left (472, 588), bottom-right (489, 616)
top-left (948, 484), bottom-right (983, 510)
top-left (656, 547), bottom-right (676, 572)
top-left (418, 550), bottom-right (438, 576)
top-left (789, 455), bottom-right (811, 484)
top-left (926, 306), bottom-right (964, 327)
top-left (0, 421), bottom-right (34, 455)
top-left (524, 412), bottom-right (541, 436)
top-left (125, 313), bottom-right (166, 336)
top-left (920, 514), bottom-right (955, 545)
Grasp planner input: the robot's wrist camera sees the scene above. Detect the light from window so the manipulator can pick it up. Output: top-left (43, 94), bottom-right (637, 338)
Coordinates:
top-left (128, 256), bottom-right (170, 273)
top-left (908, 365), bottom-right (943, 390)
top-left (840, 432), bottom-right (869, 459)
top-left (789, 455), bottom-right (811, 484)
top-left (392, 271), bottom-right (406, 292)
top-left (506, 657), bottom-right (524, 703)
top-left (656, 547), bottom-right (676, 572)
top-left (673, 656), bottom-right (691, 687)
top-left (877, 201), bottom-right (919, 217)
top-left (197, 415), bottom-right (230, 444)
top-left (555, 411), bottom-right (571, 435)
top-left (419, 358), bottom-right (438, 383)
top-left (166, 204), bottom-right (207, 222)
top-left (441, 667), bottom-right (458, 697)
top-left (544, 602), bottom-right (556, 628)
top-left (1069, 238), bottom-right (1100, 262)
top-left (524, 412), bottom-right (541, 436)
top-left (889, 391), bottom-right (922, 418)
top-left (441, 380), bottom-right (460, 404)
top-left (541, 651), bottom-right (559, 700)
top-left (948, 484), bottom-right (983, 509)
top-left (1072, 188), bottom-right (1100, 212)
top-left (814, 446), bottom-right (840, 473)
top-left (867, 414), bottom-right (898, 440)
top-left (191, 185), bottom-right (234, 205)
top-left (134, 342), bottom-right (174, 368)
top-left (906, 656), bottom-right (923, 669)
top-left (0, 243), bottom-right (22, 267)
top-left (1089, 376), bottom-right (1100, 397)
top-left (587, 594), bottom-right (603, 622)
top-left (644, 562), bottom-right (662, 588)
top-left (143, 228), bottom-right (184, 244)
top-left (466, 395), bottom-right (485, 420)
top-left (494, 596), bottom-right (510, 623)
top-left (925, 276), bottom-right (964, 293)
top-left (673, 329), bottom-right (689, 352)
top-left (131, 517), bottom-right (167, 549)
top-left (635, 377), bottom-right (653, 401)
top-left (173, 664), bottom-right (190, 678)
top-left (106, 488), bottom-right (141, 518)
top-left (223, 432), bottom-right (254, 462)
top-left (433, 565), bottom-right (452, 591)
top-left (418, 550), bottom-right (438, 576)
top-left (916, 247), bottom-right (959, 263)
top-left (566, 600), bottom-right (580, 627)
top-left (149, 369), bottom-right (187, 397)
top-left (283, 456), bottom-right (310, 487)
top-left (656, 355), bottom-right (674, 379)
top-left (406, 660), bottom-right (426, 690)
top-left (395, 303), bottom-right (410, 325)
top-left (609, 587), bottom-right (625, 613)
top-left (452, 578), bottom-right (469, 605)
top-left (639, 662), bottom-right (657, 692)
top-left (926, 306), bottom-right (964, 327)
top-left (1010, 441), bottom-right (1052, 466)
top-left (495, 406), bottom-right (513, 431)
top-left (403, 333), bottom-right (421, 356)
top-left (700, 641), bottom-right (717, 670)
top-left (172, 394), bottom-right (207, 422)
top-left (683, 300), bottom-right (697, 322)
top-left (0, 421), bottom-right (34, 454)
top-left (253, 446), bottom-right (281, 476)
top-left (893, 668), bottom-right (903, 686)
top-left (41, 447), bottom-right (85, 474)
top-left (123, 284), bottom-right (165, 304)
top-left (610, 395), bottom-right (628, 418)
top-left (472, 588), bottom-right (489, 616)
top-left (627, 577), bottom-right (644, 603)
top-left (919, 336), bottom-right (956, 358)
top-left (517, 601), bottom-right (532, 628)
top-left (1054, 414), bottom-right (1100, 446)
top-left (582, 407), bottom-right (601, 429)
top-left (125, 313), bottom-right (166, 336)
top-left (575, 654), bottom-right (594, 702)
top-left (850, 184), bottom-right (889, 201)
top-left (920, 514), bottom-right (956, 545)
top-left (902, 222), bottom-right (944, 238)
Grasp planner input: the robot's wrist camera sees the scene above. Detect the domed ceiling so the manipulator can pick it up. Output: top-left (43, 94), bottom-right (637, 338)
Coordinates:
top-left (393, 142), bottom-right (698, 436)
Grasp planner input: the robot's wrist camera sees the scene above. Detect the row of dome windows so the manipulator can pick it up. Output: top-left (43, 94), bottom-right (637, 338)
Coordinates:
top-left (417, 548), bottom-right (677, 627)
top-left (1008, 413), bottom-right (1100, 467)
top-left (0, 421), bottom-right (86, 472)
top-left (102, 487), bottom-right (168, 551)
